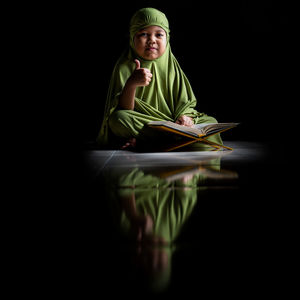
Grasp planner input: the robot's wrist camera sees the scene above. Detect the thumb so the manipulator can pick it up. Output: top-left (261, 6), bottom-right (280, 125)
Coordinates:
top-left (134, 59), bottom-right (140, 70)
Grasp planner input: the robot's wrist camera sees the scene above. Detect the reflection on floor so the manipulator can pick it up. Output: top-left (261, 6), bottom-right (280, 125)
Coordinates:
top-left (81, 141), bottom-right (291, 296)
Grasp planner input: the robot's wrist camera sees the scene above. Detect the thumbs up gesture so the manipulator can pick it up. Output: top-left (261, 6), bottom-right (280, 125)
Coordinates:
top-left (134, 59), bottom-right (141, 70)
top-left (129, 59), bottom-right (153, 87)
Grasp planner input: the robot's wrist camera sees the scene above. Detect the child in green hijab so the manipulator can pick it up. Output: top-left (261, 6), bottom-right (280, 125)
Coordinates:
top-left (97, 7), bottom-right (223, 150)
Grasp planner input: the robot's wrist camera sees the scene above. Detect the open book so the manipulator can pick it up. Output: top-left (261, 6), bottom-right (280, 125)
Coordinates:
top-left (147, 121), bottom-right (238, 151)
top-left (148, 121), bottom-right (238, 138)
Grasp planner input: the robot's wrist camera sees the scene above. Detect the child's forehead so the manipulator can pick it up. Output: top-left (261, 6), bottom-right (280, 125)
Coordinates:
top-left (137, 25), bottom-right (165, 33)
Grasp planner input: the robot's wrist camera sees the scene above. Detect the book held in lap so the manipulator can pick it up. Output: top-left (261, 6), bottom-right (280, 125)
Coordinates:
top-left (148, 121), bottom-right (238, 138)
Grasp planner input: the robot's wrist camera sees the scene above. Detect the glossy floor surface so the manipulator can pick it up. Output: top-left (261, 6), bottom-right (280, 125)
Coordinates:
top-left (80, 141), bottom-right (293, 297)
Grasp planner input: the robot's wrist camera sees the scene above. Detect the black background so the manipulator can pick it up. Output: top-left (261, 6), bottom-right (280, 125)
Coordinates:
top-left (70, 0), bottom-right (295, 145)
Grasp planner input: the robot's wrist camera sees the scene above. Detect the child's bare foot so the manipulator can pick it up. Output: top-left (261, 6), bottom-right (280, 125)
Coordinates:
top-left (121, 137), bottom-right (136, 150)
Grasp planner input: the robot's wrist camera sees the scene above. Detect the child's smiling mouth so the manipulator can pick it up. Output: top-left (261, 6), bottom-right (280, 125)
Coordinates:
top-left (146, 47), bottom-right (158, 51)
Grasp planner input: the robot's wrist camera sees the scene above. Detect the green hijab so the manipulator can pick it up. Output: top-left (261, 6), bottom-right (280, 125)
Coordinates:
top-left (97, 7), bottom-right (204, 145)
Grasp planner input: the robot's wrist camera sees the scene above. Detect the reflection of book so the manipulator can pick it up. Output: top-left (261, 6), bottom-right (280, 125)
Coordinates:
top-left (152, 164), bottom-right (238, 185)
top-left (147, 121), bottom-right (238, 151)
top-left (153, 165), bottom-right (204, 182)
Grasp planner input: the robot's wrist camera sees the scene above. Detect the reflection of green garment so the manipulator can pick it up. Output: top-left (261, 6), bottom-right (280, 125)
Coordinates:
top-left (133, 188), bottom-right (197, 242)
top-left (116, 168), bottom-right (198, 243)
top-left (96, 8), bottom-right (222, 148)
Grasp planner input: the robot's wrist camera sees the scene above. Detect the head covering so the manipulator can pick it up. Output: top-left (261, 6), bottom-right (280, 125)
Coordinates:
top-left (129, 7), bottom-right (170, 50)
top-left (97, 7), bottom-right (204, 146)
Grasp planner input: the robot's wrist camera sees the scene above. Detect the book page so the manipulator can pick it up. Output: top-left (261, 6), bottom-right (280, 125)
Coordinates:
top-left (201, 123), bottom-right (238, 135)
top-left (148, 121), bottom-right (204, 137)
top-left (193, 123), bottom-right (215, 130)
top-left (148, 121), bottom-right (238, 138)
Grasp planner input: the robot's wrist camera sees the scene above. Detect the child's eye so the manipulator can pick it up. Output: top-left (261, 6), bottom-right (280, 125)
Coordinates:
top-left (138, 33), bottom-right (147, 37)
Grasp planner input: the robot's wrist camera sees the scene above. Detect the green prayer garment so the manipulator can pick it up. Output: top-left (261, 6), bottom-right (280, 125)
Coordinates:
top-left (97, 7), bottom-right (222, 149)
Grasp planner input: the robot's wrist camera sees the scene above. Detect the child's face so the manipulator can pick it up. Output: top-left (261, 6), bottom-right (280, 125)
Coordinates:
top-left (134, 26), bottom-right (167, 60)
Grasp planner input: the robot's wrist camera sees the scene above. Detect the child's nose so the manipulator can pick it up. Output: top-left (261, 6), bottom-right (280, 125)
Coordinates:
top-left (148, 34), bottom-right (156, 42)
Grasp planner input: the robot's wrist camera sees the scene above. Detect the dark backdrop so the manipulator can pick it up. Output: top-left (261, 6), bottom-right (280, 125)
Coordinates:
top-left (72, 1), bottom-right (294, 144)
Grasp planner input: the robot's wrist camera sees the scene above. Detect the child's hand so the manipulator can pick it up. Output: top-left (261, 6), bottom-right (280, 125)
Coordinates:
top-left (129, 59), bottom-right (152, 87)
top-left (175, 115), bottom-right (194, 127)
